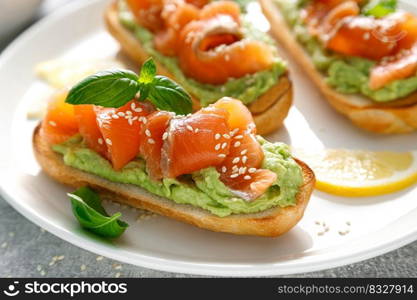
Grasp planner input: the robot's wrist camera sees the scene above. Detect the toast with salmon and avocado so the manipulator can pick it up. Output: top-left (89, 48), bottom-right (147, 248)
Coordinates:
top-left (260, 0), bottom-right (417, 134)
top-left (104, 0), bottom-right (293, 135)
top-left (33, 59), bottom-right (315, 237)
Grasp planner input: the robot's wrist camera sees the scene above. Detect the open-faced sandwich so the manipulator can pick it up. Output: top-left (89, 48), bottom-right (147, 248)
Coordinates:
top-left (105, 0), bottom-right (293, 135)
top-left (33, 59), bottom-right (314, 237)
top-left (260, 0), bottom-right (417, 134)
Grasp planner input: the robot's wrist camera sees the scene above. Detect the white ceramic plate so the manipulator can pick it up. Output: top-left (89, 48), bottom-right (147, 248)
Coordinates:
top-left (1, 0), bottom-right (417, 276)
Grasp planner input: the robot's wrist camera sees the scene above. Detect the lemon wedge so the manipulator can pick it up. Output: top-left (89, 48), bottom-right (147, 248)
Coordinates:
top-left (294, 149), bottom-right (417, 197)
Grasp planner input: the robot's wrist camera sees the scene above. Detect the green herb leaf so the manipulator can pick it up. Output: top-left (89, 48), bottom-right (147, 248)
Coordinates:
top-left (66, 70), bottom-right (140, 108)
top-left (363, 0), bottom-right (397, 18)
top-left (138, 58), bottom-right (157, 84)
top-left (148, 75), bottom-right (193, 115)
top-left (68, 187), bottom-right (128, 238)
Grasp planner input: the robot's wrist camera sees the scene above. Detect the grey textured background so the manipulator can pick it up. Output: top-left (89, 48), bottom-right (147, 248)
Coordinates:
top-left (1, 0), bottom-right (416, 278)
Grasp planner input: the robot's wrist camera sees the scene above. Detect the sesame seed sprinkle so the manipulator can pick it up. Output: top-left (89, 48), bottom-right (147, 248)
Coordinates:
top-left (221, 142), bottom-right (227, 149)
top-left (98, 138), bottom-right (103, 145)
top-left (186, 125), bottom-right (193, 132)
top-left (215, 133), bottom-right (221, 140)
top-left (234, 135), bottom-right (243, 140)
top-left (230, 173), bottom-right (239, 178)
top-left (215, 143), bottom-right (221, 151)
top-left (223, 134), bottom-right (230, 139)
top-left (105, 138), bottom-right (112, 145)
top-left (117, 112), bottom-right (125, 117)
top-left (194, 128), bottom-right (199, 133)
top-left (218, 154), bottom-right (226, 158)
top-left (49, 121), bottom-right (57, 127)
top-left (145, 129), bottom-right (151, 137)
top-left (148, 138), bottom-right (155, 144)
top-left (244, 175), bottom-right (251, 180)
top-left (234, 141), bottom-right (241, 148)
top-left (240, 149), bottom-right (247, 155)
top-left (112, 114), bottom-right (119, 119)
top-left (242, 156), bottom-right (248, 164)
top-left (232, 157), bottom-right (240, 164)
top-left (221, 166), bottom-right (227, 173)
top-left (162, 132), bottom-right (168, 140)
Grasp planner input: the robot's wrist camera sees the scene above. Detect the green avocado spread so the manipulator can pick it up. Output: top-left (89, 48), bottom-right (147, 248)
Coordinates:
top-left (53, 135), bottom-right (303, 217)
top-left (275, 0), bottom-right (417, 102)
top-left (118, 0), bottom-right (286, 106)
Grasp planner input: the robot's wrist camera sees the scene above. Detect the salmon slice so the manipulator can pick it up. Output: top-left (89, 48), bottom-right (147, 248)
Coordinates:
top-left (154, 0), bottom-right (200, 56)
top-left (370, 46), bottom-right (417, 90)
top-left (178, 16), bottom-right (275, 84)
top-left (210, 97), bottom-right (255, 132)
top-left (139, 111), bottom-right (174, 179)
top-left (41, 90), bottom-right (78, 145)
top-left (199, 0), bottom-right (241, 24)
top-left (161, 112), bottom-right (231, 178)
top-left (96, 100), bottom-right (154, 170)
top-left (74, 105), bottom-right (107, 158)
top-left (126, 0), bottom-right (165, 32)
top-left (217, 129), bottom-right (276, 201)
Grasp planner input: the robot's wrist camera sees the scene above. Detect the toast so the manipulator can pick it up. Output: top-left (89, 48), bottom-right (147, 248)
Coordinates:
top-left (104, 1), bottom-right (293, 135)
top-left (260, 0), bottom-right (417, 134)
top-left (33, 124), bottom-right (315, 237)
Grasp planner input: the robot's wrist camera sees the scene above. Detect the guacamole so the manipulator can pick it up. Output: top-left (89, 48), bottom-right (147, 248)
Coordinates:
top-left (275, 0), bottom-right (417, 102)
top-left (118, 1), bottom-right (287, 106)
top-left (53, 135), bottom-right (303, 217)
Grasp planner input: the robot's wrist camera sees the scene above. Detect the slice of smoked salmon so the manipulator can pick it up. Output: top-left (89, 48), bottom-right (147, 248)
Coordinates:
top-left (41, 90), bottom-right (78, 145)
top-left (74, 105), bottom-right (107, 158)
top-left (199, 0), bottom-right (241, 24)
top-left (217, 129), bottom-right (276, 201)
top-left (154, 0), bottom-right (200, 56)
top-left (210, 97), bottom-right (255, 132)
top-left (161, 112), bottom-right (231, 178)
top-left (178, 16), bottom-right (275, 84)
top-left (370, 46), bottom-right (417, 90)
top-left (139, 111), bottom-right (174, 179)
top-left (96, 100), bottom-right (154, 170)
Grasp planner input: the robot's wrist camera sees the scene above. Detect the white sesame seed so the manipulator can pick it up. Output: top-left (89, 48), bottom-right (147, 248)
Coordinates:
top-left (248, 168), bottom-right (256, 173)
top-left (215, 133), bottom-right (221, 140)
top-left (130, 102), bottom-right (136, 110)
top-left (221, 166), bottom-right (227, 173)
top-left (148, 138), bottom-right (155, 144)
top-left (96, 256), bottom-right (104, 261)
top-left (105, 138), bottom-right (112, 145)
top-left (230, 128), bottom-right (239, 136)
top-left (218, 154), bottom-right (226, 158)
top-left (234, 141), bottom-right (241, 148)
top-left (215, 143), bottom-right (221, 151)
top-left (230, 173), bottom-right (239, 178)
top-left (186, 125), bottom-right (193, 132)
top-left (221, 142), bottom-right (227, 149)
top-left (49, 121), bottom-right (57, 127)
top-left (223, 134), bottom-right (230, 139)
top-left (232, 165), bottom-right (239, 172)
top-left (194, 128), bottom-right (199, 133)
top-left (244, 175), bottom-right (251, 180)
top-left (145, 129), bottom-right (151, 137)
top-left (126, 110), bottom-right (132, 115)
top-left (232, 157), bottom-right (240, 164)
top-left (162, 132), bottom-right (168, 140)
top-left (112, 114), bottom-right (119, 119)
top-left (240, 149), bottom-right (248, 155)
top-left (117, 112), bottom-right (125, 117)
top-left (239, 167), bottom-right (247, 174)
top-left (234, 135), bottom-right (243, 140)
top-left (98, 138), bottom-right (103, 145)
top-left (242, 156), bottom-right (248, 164)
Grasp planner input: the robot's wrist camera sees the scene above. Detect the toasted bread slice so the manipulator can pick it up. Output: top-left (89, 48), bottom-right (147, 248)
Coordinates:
top-left (260, 0), bottom-right (417, 134)
top-left (104, 1), bottom-right (293, 135)
top-left (33, 124), bottom-right (315, 237)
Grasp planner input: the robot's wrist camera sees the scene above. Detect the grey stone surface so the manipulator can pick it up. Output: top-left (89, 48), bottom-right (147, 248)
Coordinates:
top-left (1, 196), bottom-right (417, 278)
top-left (1, 0), bottom-right (417, 279)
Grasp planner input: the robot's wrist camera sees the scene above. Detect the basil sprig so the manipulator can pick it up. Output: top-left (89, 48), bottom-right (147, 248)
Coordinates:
top-left (68, 186), bottom-right (128, 238)
top-left (66, 58), bottom-right (192, 115)
top-left (363, 0), bottom-right (397, 18)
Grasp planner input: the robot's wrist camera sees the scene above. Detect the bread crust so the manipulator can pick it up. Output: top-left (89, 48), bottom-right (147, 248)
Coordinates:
top-left (104, 1), bottom-right (293, 135)
top-left (33, 125), bottom-right (315, 237)
top-left (260, 0), bottom-right (417, 134)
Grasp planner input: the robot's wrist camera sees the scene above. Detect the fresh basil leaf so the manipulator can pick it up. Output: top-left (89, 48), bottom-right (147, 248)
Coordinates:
top-left (363, 0), bottom-right (397, 18)
top-left (66, 70), bottom-right (140, 108)
top-left (68, 187), bottom-right (128, 238)
top-left (138, 58), bottom-right (157, 84)
top-left (148, 75), bottom-right (192, 115)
